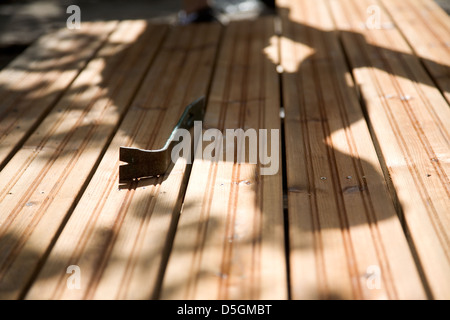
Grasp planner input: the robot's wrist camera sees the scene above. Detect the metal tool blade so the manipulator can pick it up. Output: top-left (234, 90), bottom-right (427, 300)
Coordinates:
top-left (119, 96), bottom-right (205, 183)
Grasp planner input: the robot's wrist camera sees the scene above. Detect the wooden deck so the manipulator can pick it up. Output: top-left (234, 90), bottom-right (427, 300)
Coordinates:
top-left (0, 0), bottom-right (448, 300)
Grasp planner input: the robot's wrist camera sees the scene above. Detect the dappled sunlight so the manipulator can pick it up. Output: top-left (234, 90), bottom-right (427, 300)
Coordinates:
top-left (276, 36), bottom-right (315, 73)
top-left (325, 117), bottom-right (375, 163)
top-left (262, 35), bottom-right (281, 68)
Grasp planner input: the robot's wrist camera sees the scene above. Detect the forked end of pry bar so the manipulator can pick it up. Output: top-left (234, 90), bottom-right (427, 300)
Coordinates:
top-left (118, 96), bottom-right (205, 183)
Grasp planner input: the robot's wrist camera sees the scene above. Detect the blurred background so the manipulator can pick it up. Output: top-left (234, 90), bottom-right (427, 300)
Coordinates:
top-left (0, 0), bottom-right (448, 69)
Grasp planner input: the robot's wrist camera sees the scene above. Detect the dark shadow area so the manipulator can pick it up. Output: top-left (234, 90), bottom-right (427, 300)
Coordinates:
top-left (0, 45), bottom-right (28, 69)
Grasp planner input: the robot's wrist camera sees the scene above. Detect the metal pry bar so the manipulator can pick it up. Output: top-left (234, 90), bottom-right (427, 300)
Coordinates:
top-left (119, 96), bottom-right (205, 183)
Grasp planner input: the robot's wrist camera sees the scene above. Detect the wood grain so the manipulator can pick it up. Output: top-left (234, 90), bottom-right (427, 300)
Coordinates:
top-left (0, 21), bottom-right (167, 299)
top-left (328, 0), bottom-right (450, 299)
top-left (278, 0), bottom-right (426, 300)
top-left (25, 23), bottom-right (221, 300)
top-left (380, 0), bottom-right (450, 104)
top-left (1, 0), bottom-right (448, 300)
top-left (161, 18), bottom-right (287, 300)
top-left (0, 22), bottom-right (117, 169)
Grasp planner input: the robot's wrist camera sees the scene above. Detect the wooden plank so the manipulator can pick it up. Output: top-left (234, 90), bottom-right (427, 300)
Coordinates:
top-left (25, 23), bottom-right (222, 300)
top-left (0, 22), bottom-right (117, 169)
top-left (380, 0), bottom-right (450, 104)
top-left (328, 0), bottom-right (450, 299)
top-left (0, 21), bottom-right (168, 299)
top-left (278, 0), bottom-right (426, 300)
top-left (161, 17), bottom-right (287, 300)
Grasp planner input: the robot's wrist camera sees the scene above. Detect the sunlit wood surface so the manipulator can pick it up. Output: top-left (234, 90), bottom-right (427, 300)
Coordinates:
top-left (0, 0), bottom-right (448, 300)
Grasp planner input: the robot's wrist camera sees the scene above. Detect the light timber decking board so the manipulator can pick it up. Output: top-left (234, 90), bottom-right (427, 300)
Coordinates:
top-left (161, 17), bottom-right (288, 300)
top-left (380, 0), bottom-right (450, 104)
top-left (328, 0), bottom-right (450, 299)
top-left (278, 0), bottom-right (426, 300)
top-left (26, 23), bottom-right (222, 300)
top-left (0, 21), bottom-right (167, 299)
top-left (0, 0), bottom-right (448, 301)
top-left (0, 22), bottom-right (117, 169)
